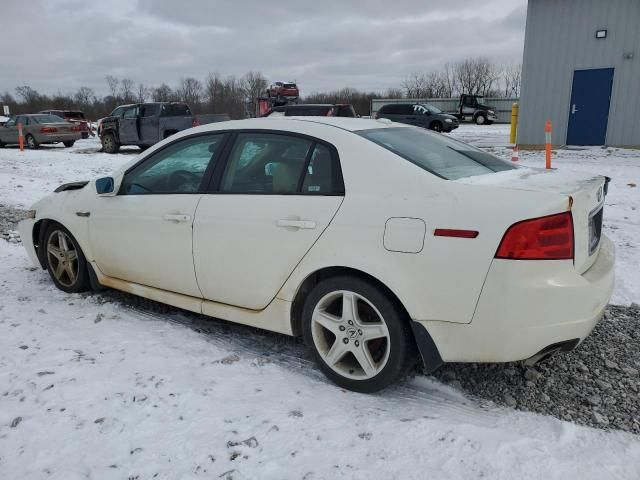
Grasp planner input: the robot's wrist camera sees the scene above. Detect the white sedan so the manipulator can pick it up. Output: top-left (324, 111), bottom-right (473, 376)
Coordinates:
top-left (19, 117), bottom-right (615, 392)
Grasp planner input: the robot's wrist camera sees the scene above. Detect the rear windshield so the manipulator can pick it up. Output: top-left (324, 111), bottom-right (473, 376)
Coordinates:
top-left (283, 83), bottom-right (297, 89)
top-left (357, 127), bottom-right (515, 180)
top-left (32, 114), bottom-right (65, 124)
top-left (65, 111), bottom-right (85, 119)
top-left (160, 103), bottom-right (192, 116)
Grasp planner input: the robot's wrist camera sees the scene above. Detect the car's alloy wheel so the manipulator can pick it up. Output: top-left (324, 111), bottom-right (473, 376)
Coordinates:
top-left (311, 290), bottom-right (391, 380)
top-left (303, 277), bottom-right (416, 392)
top-left (475, 115), bottom-right (486, 125)
top-left (43, 224), bottom-right (90, 293)
top-left (430, 122), bottom-right (443, 132)
top-left (47, 230), bottom-right (79, 288)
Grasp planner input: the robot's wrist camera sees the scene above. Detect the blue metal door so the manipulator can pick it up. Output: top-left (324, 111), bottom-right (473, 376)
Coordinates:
top-left (567, 68), bottom-right (614, 145)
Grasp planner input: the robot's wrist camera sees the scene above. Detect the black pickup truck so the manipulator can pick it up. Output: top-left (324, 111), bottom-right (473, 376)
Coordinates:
top-left (100, 102), bottom-right (195, 153)
top-left (445, 95), bottom-right (498, 125)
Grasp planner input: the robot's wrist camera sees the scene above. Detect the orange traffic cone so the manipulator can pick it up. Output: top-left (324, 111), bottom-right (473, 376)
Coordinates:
top-left (511, 145), bottom-right (519, 162)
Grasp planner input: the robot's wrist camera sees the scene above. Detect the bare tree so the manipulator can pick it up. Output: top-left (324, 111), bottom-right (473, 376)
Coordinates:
top-left (136, 83), bottom-right (149, 103)
top-left (454, 57), bottom-right (500, 96)
top-left (120, 78), bottom-right (136, 103)
top-left (241, 71), bottom-right (268, 117)
top-left (105, 75), bottom-right (120, 99)
top-left (15, 85), bottom-right (40, 104)
top-left (151, 83), bottom-right (174, 102)
top-left (502, 64), bottom-right (522, 97)
top-left (74, 86), bottom-right (95, 106)
top-left (177, 77), bottom-right (203, 108)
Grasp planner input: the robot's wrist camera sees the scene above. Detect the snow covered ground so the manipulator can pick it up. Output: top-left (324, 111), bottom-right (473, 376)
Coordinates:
top-left (1, 127), bottom-right (640, 479)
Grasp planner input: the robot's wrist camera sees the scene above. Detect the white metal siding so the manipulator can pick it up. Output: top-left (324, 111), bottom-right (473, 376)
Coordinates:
top-left (519, 0), bottom-right (640, 146)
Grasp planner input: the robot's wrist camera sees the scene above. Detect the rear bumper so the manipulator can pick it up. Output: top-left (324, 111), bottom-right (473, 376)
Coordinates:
top-left (418, 234), bottom-right (615, 363)
top-left (38, 132), bottom-right (81, 143)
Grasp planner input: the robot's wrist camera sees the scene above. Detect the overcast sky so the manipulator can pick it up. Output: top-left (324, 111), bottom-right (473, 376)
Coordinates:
top-left (1, 0), bottom-right (527, 97)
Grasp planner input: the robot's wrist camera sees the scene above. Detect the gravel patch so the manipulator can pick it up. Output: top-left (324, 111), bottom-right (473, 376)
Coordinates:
top-left (432, 304), bottom-right (640, 434)
top-left (0, 204), bottom-right (24, 243)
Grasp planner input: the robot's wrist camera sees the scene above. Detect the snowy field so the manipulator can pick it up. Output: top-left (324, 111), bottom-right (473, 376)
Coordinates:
top-left (1, 126), bottom-right (640, 479)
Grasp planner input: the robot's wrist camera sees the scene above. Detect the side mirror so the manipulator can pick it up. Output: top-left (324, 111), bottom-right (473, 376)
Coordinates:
top-left (96, 177), bottom-right (115, 195)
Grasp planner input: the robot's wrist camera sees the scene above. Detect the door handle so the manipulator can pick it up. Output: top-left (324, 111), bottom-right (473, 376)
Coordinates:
top-left (571, 104), bottom-right (578, 114)
top-left (162, 213), bottom-right (192, 222)
top-left (276, 219), bottom-right (316, 230)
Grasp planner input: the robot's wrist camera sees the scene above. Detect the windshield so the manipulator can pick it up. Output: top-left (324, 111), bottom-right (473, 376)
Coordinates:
top-left (425, 104), bottom-right (442, 114)
top-left (357, 127), bottom-right (516, 180)
top-left (32, 114), bottom-right (65, 124)
top-left (65, 111), bottom-right (85, 119)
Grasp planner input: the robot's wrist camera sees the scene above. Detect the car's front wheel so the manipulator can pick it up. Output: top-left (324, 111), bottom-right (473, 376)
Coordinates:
top-left (302, 276), bottom-right (416, 392)
top-left (63, 141), bottom-right (75, 148)
top-left (101, 133), bottom-right (120, 154)
top-left (43, 223), bottom-right (90, 293)
top-left (430, 121), bottom-right (443, 132)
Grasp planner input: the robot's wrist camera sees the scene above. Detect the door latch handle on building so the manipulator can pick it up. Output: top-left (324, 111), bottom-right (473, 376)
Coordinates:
top-left (276, 219), bottom-right (316, 230)
top-left (162, 214), bottom-right (192, 222)
top-left (571, 104), bottom-right (578, 114)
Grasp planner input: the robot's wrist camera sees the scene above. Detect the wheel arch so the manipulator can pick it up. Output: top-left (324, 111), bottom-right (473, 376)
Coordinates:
top-left (289, 265), bottom-right (443, 373)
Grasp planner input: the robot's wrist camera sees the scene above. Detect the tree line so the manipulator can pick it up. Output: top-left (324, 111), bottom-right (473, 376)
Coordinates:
top-left (0, 58), bottom-right (520, 119)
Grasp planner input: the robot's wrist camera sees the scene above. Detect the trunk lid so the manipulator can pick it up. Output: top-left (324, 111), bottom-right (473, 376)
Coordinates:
top-left (456, 167), bottom-right (607, 273)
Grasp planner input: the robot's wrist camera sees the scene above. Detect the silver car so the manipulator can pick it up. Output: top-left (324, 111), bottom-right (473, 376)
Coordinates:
top-left (0, 114), bottom-right (82, 149)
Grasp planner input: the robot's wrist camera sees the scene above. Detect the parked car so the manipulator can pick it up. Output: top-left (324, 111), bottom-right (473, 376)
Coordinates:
top-left (0, 115), bottom-right (8, 126)
top-left (39, 110), bottom-right (91, 138)
top-left (443, 95), bottom-right (498, 125)
top-left (267, 81), bottom-right (299, 100)
top-left (99, 102), bottom-right (196, 153)
top-left (19, 117), bottom-right (613, 393)
top-left (262, 103), bottom-right (357, 118)
top-left (0, 114), bottom-right (82, 149)
top-left (375, 103), bottom-right (459, 132)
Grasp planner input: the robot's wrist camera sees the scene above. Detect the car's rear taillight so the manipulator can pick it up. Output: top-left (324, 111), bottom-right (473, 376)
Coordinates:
top-left (71, 125), bottom-right (82, 132)
top-left (495, 212), bottom-right (574, 260)
top-left (40, 127), bottom-right (58, 133)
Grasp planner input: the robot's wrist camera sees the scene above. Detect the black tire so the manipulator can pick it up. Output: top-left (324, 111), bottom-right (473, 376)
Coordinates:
top-left (63, 141), bottom-right (75, 148)
top-left (474, 114), bottom-right (487, 125)
top-left (486, 120), bottom-right (494, 125)
top-left (0, 138), bottom-right (4, 148)
top-left (26, 134), bottom-right (39, 149)
top-left (43, 223), bottom-right (91, 293)
top-left (429, 121), bottom-right (443, 133)
top-left (102, 132), bottom-right (120, 154)
top-left (302, 276), bottom-right (416, 393)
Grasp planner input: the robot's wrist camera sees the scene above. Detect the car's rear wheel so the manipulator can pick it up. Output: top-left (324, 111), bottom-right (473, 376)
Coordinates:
top-left (63, 141), bottom-right (75, 148)
top-left (43, 223), bottom-right (90, 293)
top-left (302, 276), bottom-right (416, 392)
top-left (430, 121), bottom-right (443, 132)
top-left (26, 134), bottom-right (39, 149)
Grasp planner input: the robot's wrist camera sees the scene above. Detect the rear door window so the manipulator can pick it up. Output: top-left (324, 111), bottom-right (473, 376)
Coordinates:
top-left (160, 104), bottom-right (192, 116)
top-left (357, 127), bottom-right (516, 180)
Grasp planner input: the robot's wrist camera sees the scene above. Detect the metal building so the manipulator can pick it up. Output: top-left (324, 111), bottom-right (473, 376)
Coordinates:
top-left (518, 0), bottom-right (640, 147)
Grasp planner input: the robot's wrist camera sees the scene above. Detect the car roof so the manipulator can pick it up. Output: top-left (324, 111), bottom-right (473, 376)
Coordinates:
top-left (199, 117), bottom-right (406, 133)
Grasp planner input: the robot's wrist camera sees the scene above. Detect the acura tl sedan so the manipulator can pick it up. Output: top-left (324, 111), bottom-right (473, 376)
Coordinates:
top-left (19, 117), bottom-right (614, 392)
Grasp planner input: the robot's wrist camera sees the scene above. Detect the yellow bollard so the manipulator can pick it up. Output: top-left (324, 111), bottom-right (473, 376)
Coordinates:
top-left (509, 103), bottom-right (519, 144)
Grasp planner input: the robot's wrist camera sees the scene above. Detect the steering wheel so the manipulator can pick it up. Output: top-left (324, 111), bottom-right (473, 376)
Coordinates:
top-left (167, 170), bottom-right (200, 192)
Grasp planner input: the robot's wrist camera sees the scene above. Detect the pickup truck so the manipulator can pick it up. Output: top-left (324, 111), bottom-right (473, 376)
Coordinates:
top-left (446, 95), bottom-right (497, 125)
top-left (100, 102), bottom-right (195, 153)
